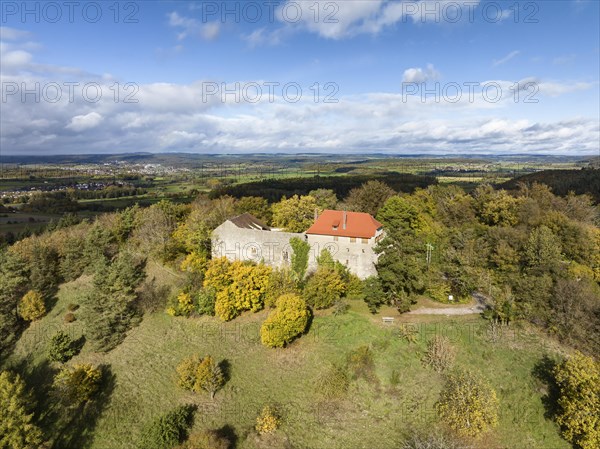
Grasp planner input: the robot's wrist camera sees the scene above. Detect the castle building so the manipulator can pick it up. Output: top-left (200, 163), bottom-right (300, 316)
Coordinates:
top-left (211, 210), bottom-right (383, 279)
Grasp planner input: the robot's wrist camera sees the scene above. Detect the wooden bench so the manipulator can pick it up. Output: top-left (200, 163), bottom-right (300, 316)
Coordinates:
top-left (382, 317), bottom-right (395, 324)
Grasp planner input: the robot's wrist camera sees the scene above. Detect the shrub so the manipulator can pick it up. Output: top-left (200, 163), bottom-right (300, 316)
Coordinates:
top-left (346, 345), bottom-right (376, 381)
top-left (332, 300), bottom-right (350, 316)
top-left (435, 370), bottom-right (499, 437)
top-left (260, 294), bottom-right (310, 348)
top-left (422, 336), bottom-right (456, 373)
top-left (176, 355), bottom-right (225, 399)
top-left (138, 405), bottom-right (196, 449)
top-left (64, 312), bottom-right (76, 323)
top-left (315, 363), bottom-right (349, 399)
top-left (255, 405), bottom-right (280, 435)
top-left (18, 290), bottom-right (46, 321)
top-left (47, 331), bottom-right (79, 363)
top-left (53, 364), bottom-right (102, 405)
top-left (67, 303), bottom-right (79, 312)
top-left (396, 324), bottom-right (419, 344)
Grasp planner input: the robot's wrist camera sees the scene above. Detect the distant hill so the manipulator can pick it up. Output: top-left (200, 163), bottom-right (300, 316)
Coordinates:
top-left (499, 168), bottom-right (600, 202)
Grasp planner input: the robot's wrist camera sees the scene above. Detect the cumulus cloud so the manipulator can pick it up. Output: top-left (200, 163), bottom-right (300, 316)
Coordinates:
top-left (402, 64), bottom-right (440, 83)
top-left (66, 112), bottom-right (104, 132)
top-left (1, 40), bottom-right (597, 156)
top-left (272, 0), bottom-right (481, 40)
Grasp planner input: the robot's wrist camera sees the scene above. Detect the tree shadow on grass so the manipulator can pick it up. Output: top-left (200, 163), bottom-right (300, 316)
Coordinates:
top-left (51, 364), bottom-right (116, 449)
top-left (71, 335), bottom-right (86, 356)
top-left (216, 424), bottom-right (238, 449)
top-left (10, 357), bottom-right (59, 424)
top-left (219, 358), bottom-right (232, 384)
top-left (531, 354), bottom-right (560, 420)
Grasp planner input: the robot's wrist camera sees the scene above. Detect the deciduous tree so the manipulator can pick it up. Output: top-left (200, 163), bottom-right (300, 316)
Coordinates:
top-left (553, 352), bottom-right (600, 449)
top-left (272, 195), bottom-right (319, 232)
top-left (303, 267), bottom-right (345, 309)
top-left (176, 355), bottom-right (225, 399)
top-left (54, 363), bottom-right (102, 405)
top-left (260, 294), bottom-right (310, 347)
top-left (18, 290), bottom-right (46, 322)
top-left (344, 180), bottom-right (395, 216)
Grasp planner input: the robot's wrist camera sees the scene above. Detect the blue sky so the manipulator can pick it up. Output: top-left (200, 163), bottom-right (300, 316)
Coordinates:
top-left (1, 0), bottom-right (599, 154)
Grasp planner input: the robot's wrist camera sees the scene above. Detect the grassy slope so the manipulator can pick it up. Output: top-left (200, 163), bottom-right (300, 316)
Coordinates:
top-left (5, 268), bottom-right (569, 449)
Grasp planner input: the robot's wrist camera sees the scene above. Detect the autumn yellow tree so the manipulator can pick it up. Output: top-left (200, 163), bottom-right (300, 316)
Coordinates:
top-left (18, 290), bottom-right (46, 321)
top-left (176, 354), bottom-right (225, 399)
top-left (260, 294), bottom-right (310, 347)
top-left (271, 195), bottom-right (319, 232)
top-left (203, 257), bottom-right (233, 292)
top-left (54, 364), bottom-right (102, 405)
top-left (435, 370), bottom-right (499, 437)
top-left (205, 259), bottom-right (271, 321)
top-left (553, 352), bottom-right (600, 449)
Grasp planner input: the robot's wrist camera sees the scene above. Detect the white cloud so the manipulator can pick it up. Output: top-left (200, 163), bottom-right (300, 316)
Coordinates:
top-left (2, 40), bottom-right (597, 155)
top-left (1, 49), bottom-right (33, 67)
top-left (66, 112), bottom-right (104, 132)
top-left (272, 0), bottom-right (481, 41)
top-left (201, 22), bottom-right (220, 40)
top-left (402, 64), bottom-right (440, 83)
top-left (0, 27), bottom-right (31, 41)
top-left (167, 11), bottom-right (220, 41)
top-left (492, 50), bottom-right (520, 67)
top-left (242, 27), bottom-right (290, 47)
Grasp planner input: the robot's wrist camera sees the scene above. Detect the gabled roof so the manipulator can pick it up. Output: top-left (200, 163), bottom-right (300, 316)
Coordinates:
top-left (228, 213), bottom-right (271, 231)
top-left (306, 210), bottom-right (382, 239)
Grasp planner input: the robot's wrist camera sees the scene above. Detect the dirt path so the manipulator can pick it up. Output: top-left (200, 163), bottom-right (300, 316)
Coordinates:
top-left (407, 293), bottom-right (488, 315)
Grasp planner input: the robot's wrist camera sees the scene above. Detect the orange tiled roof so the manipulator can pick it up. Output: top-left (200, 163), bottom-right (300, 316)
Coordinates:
top-left (305, 210), bottom-right (382, 239)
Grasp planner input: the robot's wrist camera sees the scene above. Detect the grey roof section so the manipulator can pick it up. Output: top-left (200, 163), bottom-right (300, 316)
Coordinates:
top-left (228, 213), bottom-right (271, 231)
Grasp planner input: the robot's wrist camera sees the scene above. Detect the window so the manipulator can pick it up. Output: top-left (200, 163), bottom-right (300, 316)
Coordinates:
top-left (345, 260), bottom-right (349, 265)
top-left (362, 238), bottom-right (368, 244)
top-left (350, 237), bottom-right (356, 243)
top-left (334, 236), bottom-right (338, 241)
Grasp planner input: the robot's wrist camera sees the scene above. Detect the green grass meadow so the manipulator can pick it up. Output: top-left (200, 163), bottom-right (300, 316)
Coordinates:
top-left (4, 268), bottom-right (570, 449)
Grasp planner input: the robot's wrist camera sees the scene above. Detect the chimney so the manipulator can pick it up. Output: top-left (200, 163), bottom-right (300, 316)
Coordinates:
top-left (343, 210), bottom-right (347, 230)
top-left (314, 208), bottom-right (318, 221)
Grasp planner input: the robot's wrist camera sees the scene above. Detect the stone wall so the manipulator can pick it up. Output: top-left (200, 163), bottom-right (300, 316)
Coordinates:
top-left (212, 221), bottom-right (380, 279)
